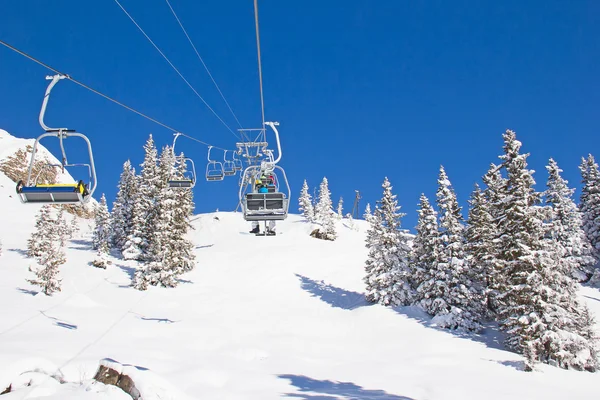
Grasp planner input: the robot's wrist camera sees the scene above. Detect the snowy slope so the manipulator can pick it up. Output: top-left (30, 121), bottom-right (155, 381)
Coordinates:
top-left (0, 132), bottom-right (599, 399)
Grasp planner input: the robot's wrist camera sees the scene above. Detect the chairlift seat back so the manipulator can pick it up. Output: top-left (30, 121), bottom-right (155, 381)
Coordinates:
top-left (243, 192), bottom-right (288, 221)
top-left (16, 180), bottom-right (88, 204)
top-left (168, 179), bottom-right (194, 188)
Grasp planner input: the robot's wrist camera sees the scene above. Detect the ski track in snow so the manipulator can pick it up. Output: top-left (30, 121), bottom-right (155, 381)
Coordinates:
top-left (0, 129), bottom-right (599, 399)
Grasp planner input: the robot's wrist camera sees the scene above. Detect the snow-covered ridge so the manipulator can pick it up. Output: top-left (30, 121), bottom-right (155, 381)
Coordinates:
top-left (0, 129), bottom-right (77, 185)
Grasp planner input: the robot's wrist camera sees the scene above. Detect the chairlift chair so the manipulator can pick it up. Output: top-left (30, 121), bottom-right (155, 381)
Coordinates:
top-left (16, 75), bottom-right (97, 204)
top-left (206, 146), bottom-right (224, 181)
top-left (233, 151), bottom-right (243, 172)
top-left (222, 150), bottom-right (236, 177)
top-left (239, 122), bottom-right (290, 221)
top-left (168, 133), bottom-right (197, 188)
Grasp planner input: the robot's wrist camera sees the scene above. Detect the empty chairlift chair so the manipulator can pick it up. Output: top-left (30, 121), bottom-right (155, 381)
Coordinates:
top-left (222, 150), bottom-right (236, 177)
top-left (168, 133), bottom-right (197, 188)
top-left (16, 74), bottom-right (97, 204)
top-left (205, 146), bottom-right (224, 181)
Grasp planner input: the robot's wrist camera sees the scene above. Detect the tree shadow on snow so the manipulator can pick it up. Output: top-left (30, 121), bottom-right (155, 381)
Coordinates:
top-left (16, 287), bottom-right (38, 296)
top-left (583, 295), bottom-right (600, 303)
top-left (40, 311), bottom-right (78, 330)
top-left (115, 264), bottom-right (136, 280)
top-left (295, 274), bottom-right (371, 311)
top-left (494, 360), bottom-right (526, 371)
top-left (278, 374), bottom-right (414, 400)
top-left (391, 306), bottom-right (507, 352)
top-left (68, 239), bottom-right (93, 251)
top-left (8, 248), bottom-right (29, 257)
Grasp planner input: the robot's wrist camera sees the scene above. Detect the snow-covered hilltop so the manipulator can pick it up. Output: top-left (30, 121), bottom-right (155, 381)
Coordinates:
top-left (0, 129), bottom-right (599, 399)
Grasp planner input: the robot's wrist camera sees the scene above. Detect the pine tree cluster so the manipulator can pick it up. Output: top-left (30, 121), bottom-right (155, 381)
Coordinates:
top-left (109, 135), bottom-right (196, 290)
top-left (363, 129), bottom-right (599, 372)
top-left (299, 177), bottom-right (338, 241)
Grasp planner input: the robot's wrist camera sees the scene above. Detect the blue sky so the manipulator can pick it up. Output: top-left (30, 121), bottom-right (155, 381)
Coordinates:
top-left (1, 0), bottom-right (599, 231)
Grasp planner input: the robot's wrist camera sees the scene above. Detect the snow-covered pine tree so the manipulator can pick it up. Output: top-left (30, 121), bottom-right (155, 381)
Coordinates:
top-left (0, 239), bottom-right (3, 257)
top-left (28, 238), bottom-right (65, 295)
top-left (169, 152), bottom-right (196, 274)
top-left (418, 166), bottom-right (481, 331)
top-left (481, 164), bottom-right (507, 314)
top-left (362, 203), bottom-right (372, 221)
top-left (111, 160), bottom-right (137, 252)
top-left (133, 149), bottom-right (196, 289)
top-left (494, 130), bottom-right (598, 370)
top-left (69, 215), bottom-right (79, 239)
top-left (337, 197), bottom-right (343, 220)
top-left (364, 177), bottom-right (413, 306)
top-left (523, 206), bottom-right (598, 372)
top-left (410, 194), bottom-right (439, 303)
top-left (298, 179), bottom-right (315, 222)
top-left (345, 212), bottom-right (357, 231)
top-left (27, 205), bottom-right (55, 258)
top-left (26, 206), bottom-right (65, 295)
top-left (92, 194), bottom-right (111, 250)
top-left (312, 177), bottom-right (336, 240)
top-left (579, 154), bottom-right (600, 259)
top-left (464, 184), bottom-right (495, 317)
top-left (91, 194), bottom-right (112, 269)
top-left (122, 135), bottom-right (158, 261)
top-left (54, 207), bottom-right (71, 249)
top-left (134, 145), bottom-right (177, 289)
top-left (545, 158), bottom-right (596, 281)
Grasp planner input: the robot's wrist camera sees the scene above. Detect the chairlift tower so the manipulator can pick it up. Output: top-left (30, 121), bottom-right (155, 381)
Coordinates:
top-left (352, 190), bottom-right (362, 219)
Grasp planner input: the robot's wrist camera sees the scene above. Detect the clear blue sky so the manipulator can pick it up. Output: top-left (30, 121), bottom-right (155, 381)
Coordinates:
top-left (1, 0), bottom-right (599, 231)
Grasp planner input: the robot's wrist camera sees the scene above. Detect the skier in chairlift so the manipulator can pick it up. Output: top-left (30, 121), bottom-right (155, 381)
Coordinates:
top-left (249, 177), bottom-right (276, 235)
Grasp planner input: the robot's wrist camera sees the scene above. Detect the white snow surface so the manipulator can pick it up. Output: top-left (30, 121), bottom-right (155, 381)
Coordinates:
top-left (0, 130), bottom-right (599, 399)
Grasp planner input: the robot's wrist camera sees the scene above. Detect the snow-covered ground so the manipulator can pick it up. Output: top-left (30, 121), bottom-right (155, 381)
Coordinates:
top-left (0, 130), bottom-right (599, 399)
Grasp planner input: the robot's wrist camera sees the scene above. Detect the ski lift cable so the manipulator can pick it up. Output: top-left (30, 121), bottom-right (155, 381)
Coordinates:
top-left (164, 0), bottom-right (244, 130)
top-left (0, 38), bottom-right (232, 152)
top-left (254, 0), bottom-right (266, 130)
top-left (113, 0), bottom-right (241, 141)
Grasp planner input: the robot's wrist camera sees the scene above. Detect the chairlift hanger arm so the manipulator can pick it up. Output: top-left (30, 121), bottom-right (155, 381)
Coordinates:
top-left (39, 74), bottom-right (68, 132)
top-left (265, 121), bottom-right (282, 164)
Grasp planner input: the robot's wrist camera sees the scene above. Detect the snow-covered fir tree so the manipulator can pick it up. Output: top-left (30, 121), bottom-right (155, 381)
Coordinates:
top-left (464, 184), bottom-right (495, 316)
top-left (92, 194), bottom-right (111, 250)
top-left (363, 203), bottom-right (372, 223)
top-left (523, 206), bottom-right (599, 372)
top-left (122, 135), bottom-right (158, 260)
top-left (493, 130), bottom-right (598, 371)
top-left (133, 149), bottom-right (196, 289)
top-left (337, 197), bottom-right (343, 219)
top-left (69, 215), bottom-right (79, 239)
top-left (27, 205), bottom-right (55, 258)
top-left (364, 177), bottom-right (413, 306)
top-left (545, 158), bottom-right (596, 281)
top-left (91, 194), bottom-right (112, 269)
top-left (481, 164), bottom-right (507, 313)
top-left (28, 238), bottom-right (65, 295)
top-left (26, 206), bottom-right (65, 295)
top-left (419, 166), bottom-right (482, 331)
top-left (579, 154), bottom-right (600, 258)
top-left (298, 179), bottom-right (315, 222)
top-left (345, 213), bottom-right (357, 231)
top-left (410, 194), bottom-right (439, 303)
top-left (111, 160), bottom-right (137, 252)
top-left (56, 208), bottom-right (72, 248)
top-left (312, 177), bottom-right (336, 240)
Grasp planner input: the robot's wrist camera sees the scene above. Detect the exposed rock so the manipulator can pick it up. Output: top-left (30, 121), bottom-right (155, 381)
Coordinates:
top-left (93, 360), bottom-right (141, 400)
